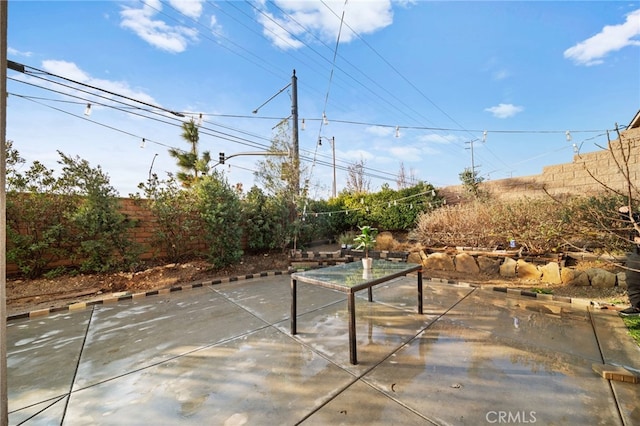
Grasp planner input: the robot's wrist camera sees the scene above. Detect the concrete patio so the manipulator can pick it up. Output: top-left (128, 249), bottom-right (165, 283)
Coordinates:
top-left (6, 271), bottom-right (640, 425)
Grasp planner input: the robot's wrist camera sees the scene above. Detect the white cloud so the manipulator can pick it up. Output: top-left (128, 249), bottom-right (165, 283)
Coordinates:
top-left (259, 0), bottom-right (395, 50)
top-left (366, 125), bottom-right (394, 137)
top-left (483, 57), bottom-right (510, 81)
top-left (393, 0), bottom-right (417, 7)
top-left (492, 69), bottom-right (510, 81)
top-left (169, 0), bottom-right (203, 19)
top-left (257, 11), bottom-right (305, 49)
top-left (209, 15), bottom-right (224, 36)
top-left (484, 103), bottom-right (524, 119)
top-left (120, 0), bottom-right (200, 53)
top-left (342, 149), bottom-right (374, 161)
top-left (8, 47), bottom-right (32, 57)
top-left (564, 9), bottom-right (640, 66)
top-left (389, 145), bottom-right (422, 159)
top-left (41, 60), bottom-right (158, 106)
top-left (418, 133), bottom-right (458, 144)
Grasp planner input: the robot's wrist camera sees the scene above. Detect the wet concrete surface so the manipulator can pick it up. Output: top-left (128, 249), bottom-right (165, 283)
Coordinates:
top-left (6, 273), bottom-right (640, 425)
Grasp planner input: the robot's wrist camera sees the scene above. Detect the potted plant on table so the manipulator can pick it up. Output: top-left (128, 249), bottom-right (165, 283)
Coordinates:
top-left (354, 225), bottom-right (377, 269)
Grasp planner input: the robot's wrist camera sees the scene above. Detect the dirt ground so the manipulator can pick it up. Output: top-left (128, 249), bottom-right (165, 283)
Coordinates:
top-left (6, 251), bottom-right (291, 316)
top-left (5, 246), bottom-right (631, 317)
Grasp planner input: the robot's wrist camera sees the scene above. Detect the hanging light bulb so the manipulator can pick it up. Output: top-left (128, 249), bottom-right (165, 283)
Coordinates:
top-left (395, 126), bottom-right (400, 138)
top-left (301, 118), bottom-right (306, 131)
top-left (84, 103), bottom-right (92, 116)
top-left (573, 143), bottom-right (579, 154)
top-left (565, 130), bottom-right (572, 142)
top-left (197, 113), bottom-right (203, 126)
top-left (482, 130), bottom-right (487, 143)
top-left (323, 112), bottom-right (329, 125)
top-left (140, 138), bottom-right (146, 148)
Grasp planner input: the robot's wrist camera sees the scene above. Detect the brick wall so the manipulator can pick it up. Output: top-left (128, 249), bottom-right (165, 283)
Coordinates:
top-left (7, 198), bottom-right (210, 275)
top-left (119, 198), bottom-right (208, 260)
top-left (441, 127), bottom-right (640, 202)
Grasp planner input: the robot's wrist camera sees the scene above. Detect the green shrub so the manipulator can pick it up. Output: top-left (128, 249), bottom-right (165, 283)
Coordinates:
top-left (59, 152), bottom-right (141, 273)
top-left (194, 173), bottom-right (243, 268)
top-left (6, 144), bottom-right (77, 278)
top-left (7, 192), bottom-right (77, 278)
top-left (309, 182), bottom-right (441, 240)
top-left (135, 174), bottom-right (204, 262)
top-left (242, 186), bottom-right (292, 252)
top-left (6, 145), bottom-right (141, 277)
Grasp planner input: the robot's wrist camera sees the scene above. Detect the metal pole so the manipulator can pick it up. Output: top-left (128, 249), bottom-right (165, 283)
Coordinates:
top-left (470, 139), bottom-right (475, 179)
top-left (1, 0), bottom-right (9, 423)
top-left (291, 70), bottom-right (299, 196)
top-left (331, 137), bottom-right (336, 198)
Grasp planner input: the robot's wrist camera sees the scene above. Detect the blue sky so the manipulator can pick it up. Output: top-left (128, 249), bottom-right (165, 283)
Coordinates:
top-left (6, 0), bottom-right (640, 197)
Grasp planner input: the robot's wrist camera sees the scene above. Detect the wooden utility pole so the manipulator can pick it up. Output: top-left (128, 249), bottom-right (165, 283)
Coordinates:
top-left (291, 70), bottom-right (299, 196)
top-left (1, 0), bottom-right (9, 424)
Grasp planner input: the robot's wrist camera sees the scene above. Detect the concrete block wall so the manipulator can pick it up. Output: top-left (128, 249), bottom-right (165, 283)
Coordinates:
top-left (443, 127), bottom-right (640, 201)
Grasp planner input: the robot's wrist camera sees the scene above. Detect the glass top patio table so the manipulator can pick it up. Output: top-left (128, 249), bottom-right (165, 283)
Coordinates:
top-left (291, 260), bottom-right (422, 292)
top-left (290, 260), bottom-right (423, 365)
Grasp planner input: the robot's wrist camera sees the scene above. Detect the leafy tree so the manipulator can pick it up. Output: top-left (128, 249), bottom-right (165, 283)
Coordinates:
top-left (254, 120), bottom-right (296, 197)
top-left (194, 172), bottom-right (243, 268)
top-left (459, 168), bottom-right (485, 198)
top-left (58, 152), bottom-right (140, 273)
top-left (254, 120), bottom-right (304, 248)
top-left (168, 119), bottom-right (211, 187)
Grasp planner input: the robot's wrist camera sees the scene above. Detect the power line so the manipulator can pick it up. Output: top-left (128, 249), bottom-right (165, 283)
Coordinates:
top-left (7, 54), bottom-right (619, 191)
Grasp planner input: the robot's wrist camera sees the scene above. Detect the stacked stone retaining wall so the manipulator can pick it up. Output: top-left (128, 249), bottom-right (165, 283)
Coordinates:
top-left (409, 249), bottom-right (625, 289)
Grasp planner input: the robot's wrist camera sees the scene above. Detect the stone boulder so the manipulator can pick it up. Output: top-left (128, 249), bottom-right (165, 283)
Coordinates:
top-left (586, 268), bottom-right (617, 288)
top-left (539, 262), bottom-right (561, 284)
top-left (517, 259), bottom-right (542, 280)
top-left (424, 252), bottom-right (455, 271)
top-left (561, 268), bottom-right (590, 286)
top-left (477, 256), bottom-right (500, 275)
top-left (617, 271), bottom-right (627, 288)
top-left (500, 257), bottom-right (517, 277)
top-left (455, 253), bottom-right (479, 274)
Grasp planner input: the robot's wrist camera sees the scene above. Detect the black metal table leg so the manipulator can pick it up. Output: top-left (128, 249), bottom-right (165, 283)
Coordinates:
top-left (291, 278), bottom-right (297, 334)
top-left (348, 291), bottom-right (357, 364)
top-left (417, 270), bottom-right (423, 314)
